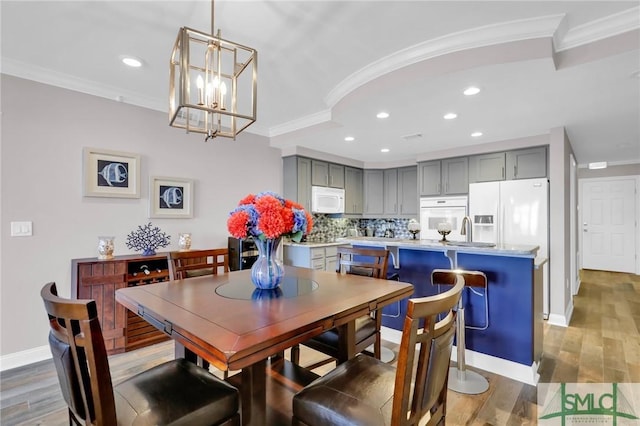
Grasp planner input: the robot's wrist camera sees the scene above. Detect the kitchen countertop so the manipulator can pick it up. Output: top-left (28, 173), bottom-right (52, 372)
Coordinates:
top-left (337, 236), bottom-right (540, 268)
top-left (284, 237), bottom-right (541, 268)
top-left (283, 240), bottom-right (350, 248)
top-left (339, 236), bottom-right (539, 256)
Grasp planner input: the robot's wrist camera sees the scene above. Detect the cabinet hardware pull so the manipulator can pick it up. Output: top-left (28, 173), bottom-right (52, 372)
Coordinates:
top-left (514, 165), bottom-right (517, 177)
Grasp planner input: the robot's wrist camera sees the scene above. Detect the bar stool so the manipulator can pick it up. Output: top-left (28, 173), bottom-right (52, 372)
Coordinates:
top-left (432, 269), bottom-right (489, 394)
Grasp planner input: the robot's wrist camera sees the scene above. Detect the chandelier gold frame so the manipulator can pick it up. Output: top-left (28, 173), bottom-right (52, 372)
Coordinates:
top-left (169, 0), bottom-right (257, 141)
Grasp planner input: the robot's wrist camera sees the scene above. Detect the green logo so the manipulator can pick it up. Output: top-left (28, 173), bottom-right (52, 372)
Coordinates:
top-left (539, 383), bottom-right (639, 425)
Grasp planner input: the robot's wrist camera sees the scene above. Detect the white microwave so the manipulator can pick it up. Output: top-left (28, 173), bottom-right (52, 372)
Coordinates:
top-left (311, 186), bottom-right (345, 214)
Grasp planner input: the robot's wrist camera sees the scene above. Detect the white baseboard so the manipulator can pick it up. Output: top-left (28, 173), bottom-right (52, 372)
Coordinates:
top-left (382, 326), bottom-right (540, 386)
top-left (547, 300), bottom-right (573, 327)
top-left (0, 345), bottom-right (51, 372)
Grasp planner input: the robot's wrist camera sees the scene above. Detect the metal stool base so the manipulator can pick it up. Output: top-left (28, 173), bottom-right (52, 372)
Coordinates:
top-left (365, 345), bottom-right (396, 363)
top-left (448, 367), bottom-right (489, 394)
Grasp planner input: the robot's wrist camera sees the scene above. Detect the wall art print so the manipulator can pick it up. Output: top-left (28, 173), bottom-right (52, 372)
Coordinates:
top-left (149, 176), bottom-right (194, 219)
top-left (83, 147), bottom-right (141, 198)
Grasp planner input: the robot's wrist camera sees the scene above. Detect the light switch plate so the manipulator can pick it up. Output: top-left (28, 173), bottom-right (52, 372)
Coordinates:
top-left (10, 221), bottom-right (33, 237)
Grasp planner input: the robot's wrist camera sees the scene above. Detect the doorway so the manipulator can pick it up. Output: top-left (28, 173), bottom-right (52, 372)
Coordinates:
top-left (579, 177), bottom-right (637, 273)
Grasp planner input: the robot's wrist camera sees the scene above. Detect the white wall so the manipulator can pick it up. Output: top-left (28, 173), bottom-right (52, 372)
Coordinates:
top-left (0, 75), bottom-right (283, 358)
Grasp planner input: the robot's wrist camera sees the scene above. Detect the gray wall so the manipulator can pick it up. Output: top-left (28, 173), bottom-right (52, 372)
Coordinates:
top-left (1, 75), bottom-right (283, 357)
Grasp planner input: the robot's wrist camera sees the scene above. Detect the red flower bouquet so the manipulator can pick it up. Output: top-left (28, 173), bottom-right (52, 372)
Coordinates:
top-left (227, 192), bottom-right (313, 243)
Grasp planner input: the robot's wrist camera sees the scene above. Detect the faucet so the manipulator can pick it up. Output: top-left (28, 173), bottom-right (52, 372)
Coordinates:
top-left (460, 216), bottom-right (472, 242)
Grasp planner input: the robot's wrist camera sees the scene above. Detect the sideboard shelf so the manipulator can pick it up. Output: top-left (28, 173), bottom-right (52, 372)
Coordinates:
top-left (72, 252), bottom-right (172, 355)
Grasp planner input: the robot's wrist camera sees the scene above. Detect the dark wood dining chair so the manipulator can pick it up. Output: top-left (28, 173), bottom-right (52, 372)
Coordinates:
top-left (41, 282), bottom-right (240, 426)
top-left (169, 248), bottom-right (229, 280)
top-left (291, 246), bottom-right (391, 368)
top-left (292, 273), bottom-right (464, 426)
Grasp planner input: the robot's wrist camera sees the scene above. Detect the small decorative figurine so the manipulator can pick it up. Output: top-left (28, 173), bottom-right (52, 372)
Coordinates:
top-left (126, 222), bottom-right (171, 256)
top-left (178, 233), bottom-right (192, 251)
top-left (97, 236), bottom-right (115, 260)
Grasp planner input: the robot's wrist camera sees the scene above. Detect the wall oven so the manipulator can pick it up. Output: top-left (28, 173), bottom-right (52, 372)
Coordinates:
top-left (419, 196), bottom-right (468, 241)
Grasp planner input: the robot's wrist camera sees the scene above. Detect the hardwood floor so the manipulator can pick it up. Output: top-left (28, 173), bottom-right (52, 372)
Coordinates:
top-left (1, 269), bottom-right (638, 425)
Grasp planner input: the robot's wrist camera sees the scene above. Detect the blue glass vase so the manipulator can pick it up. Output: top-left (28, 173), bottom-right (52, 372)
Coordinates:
top-left (251, 237), bottom-right (284, 289)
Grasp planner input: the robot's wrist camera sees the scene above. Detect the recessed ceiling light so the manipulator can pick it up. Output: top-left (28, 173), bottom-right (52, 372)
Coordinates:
top-left (464, 86), bottom-right (480, 96)
top-left (443, 113), bottom-right (457, 120)
top-left (344, 136), bottom-right (355, 142)
top-left (376, 112), bottom-right (389, 119)
top-left (630, 70), bottom-right (640, 79)
top-left (588, 161), bottom-right (607, 169)
top-left (471, 131), bottom-right (483, 137)
top-left (121, 56), bottom-right (143, 68)
top-left (381, 148), bottom-right (390, 153)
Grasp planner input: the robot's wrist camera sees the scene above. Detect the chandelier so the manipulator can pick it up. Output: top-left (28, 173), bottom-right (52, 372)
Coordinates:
top-left (169, 0), bottom-right (257, 141)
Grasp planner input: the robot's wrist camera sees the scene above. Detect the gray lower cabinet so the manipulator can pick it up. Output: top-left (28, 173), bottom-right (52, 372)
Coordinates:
top-left (398, 166), bottom-right (418, 216)
top-left (506, 146), bottom-right (547, 180)
top-left (364, 170), bottom-right (384, 215)
top-left (283, 156), bottom-right (312, 212)
top-left (344, 167), bottom-right (363, 214)
top-left (283, 245), bottom-right (345, 271)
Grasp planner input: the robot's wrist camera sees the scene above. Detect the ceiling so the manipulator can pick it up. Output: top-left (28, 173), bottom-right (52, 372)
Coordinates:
top-left (2, 1), bottom-right (639, 166)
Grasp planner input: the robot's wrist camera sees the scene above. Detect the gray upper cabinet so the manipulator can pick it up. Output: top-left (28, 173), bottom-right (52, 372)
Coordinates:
top-left (383, 169), bottom-right (398, 215)
top-left (364, 170), bottom-right (384, 215)
top-left (506, 146), bottom-right (547, 180)
top-left (311, 160), bottom-right (344, 188)
top-left (442, 157), bottom-right (468, 194)
top-left (329, 163), bottom-right (345, 188)
top-left (283, 156), bottom-right (312, 212)
top-left (344, 167), bottom-right (363, 214)
top-left (419, 158), bottom-right (468, 196)
top-left (468, 152), bottom-right (506, 183)
top-left (398, 166), bottom-right (418, 216)
top-left (418, 161), bottom-right (441, 196)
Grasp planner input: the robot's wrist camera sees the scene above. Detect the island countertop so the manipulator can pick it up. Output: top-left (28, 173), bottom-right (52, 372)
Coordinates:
top-left (338, 236), bottom-right (540, 257)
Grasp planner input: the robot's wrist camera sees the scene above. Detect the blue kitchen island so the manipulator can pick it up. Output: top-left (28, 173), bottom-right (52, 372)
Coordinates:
top-left (343, 237), bottom-right (545, 385)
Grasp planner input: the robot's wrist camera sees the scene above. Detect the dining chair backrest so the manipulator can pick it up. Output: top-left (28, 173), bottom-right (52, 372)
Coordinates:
top-left (170, 248), bottom-right (229, 280)
top-left (392, 274), bottom-right (464, 425)
top-left (335, 246), bottom-right (389, 279)
top-left (42, 282), bottom-right (241, 426)
top-left (41, 282), bottom-right (118, 424)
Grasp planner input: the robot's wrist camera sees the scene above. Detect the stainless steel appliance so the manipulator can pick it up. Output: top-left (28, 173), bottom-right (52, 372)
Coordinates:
top-left (228, 237), bottom-right (259, 271)
top-left (419, 196), bottom-right (468, 241)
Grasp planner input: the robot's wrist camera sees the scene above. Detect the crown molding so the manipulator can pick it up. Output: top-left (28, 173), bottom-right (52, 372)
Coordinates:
top-left (556, 6), bottom-right (640, 52)
top-left (1, 58), bottom-right (166, 112)
top-left (323, 14), bottom-right (565, 109)
top-left (268, 109), bottom-right (332, 138)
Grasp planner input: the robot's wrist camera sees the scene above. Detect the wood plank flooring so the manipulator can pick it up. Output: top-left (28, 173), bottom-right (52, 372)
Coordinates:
top-left (2, 269), bottom-right (638, 425)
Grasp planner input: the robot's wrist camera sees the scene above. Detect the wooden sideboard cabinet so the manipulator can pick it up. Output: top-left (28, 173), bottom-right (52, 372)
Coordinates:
top-left (71, 253), bottom-right (171, 355)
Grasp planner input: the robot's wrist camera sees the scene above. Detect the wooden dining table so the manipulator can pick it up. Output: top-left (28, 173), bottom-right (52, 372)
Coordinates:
top-left (115, 265), bottom-right (413, 425)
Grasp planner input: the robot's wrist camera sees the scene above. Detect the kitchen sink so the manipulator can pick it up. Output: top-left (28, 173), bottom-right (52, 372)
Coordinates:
top-left (444, 241), bottom-right (496, 248)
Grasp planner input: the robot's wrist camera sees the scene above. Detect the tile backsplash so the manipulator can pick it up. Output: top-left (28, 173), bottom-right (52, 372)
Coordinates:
top-left (306, 215), bottom-right (415, 242)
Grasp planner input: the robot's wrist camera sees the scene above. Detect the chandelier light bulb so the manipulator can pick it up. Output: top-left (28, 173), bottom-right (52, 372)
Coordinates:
top-left (196, 75), bottom-right (204, 105)
top-left (220, 82), bottom-right (227, 110)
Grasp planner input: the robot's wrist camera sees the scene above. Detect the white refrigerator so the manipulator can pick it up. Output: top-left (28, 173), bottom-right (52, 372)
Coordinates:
top-left (468, 178), bottom-right (549, 317)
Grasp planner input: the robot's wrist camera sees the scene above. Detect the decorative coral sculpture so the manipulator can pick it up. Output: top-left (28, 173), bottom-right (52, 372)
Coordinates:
top-left (126, 222), bottom-right (171, 256)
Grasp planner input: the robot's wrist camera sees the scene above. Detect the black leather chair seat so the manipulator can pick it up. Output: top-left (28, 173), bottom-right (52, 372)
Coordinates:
top-left (114, 358), bottom-right (239, 425)
top-left (310, 316), bottom-right (377, 348)
top-left (293, 355), bottom-right (396, 425)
